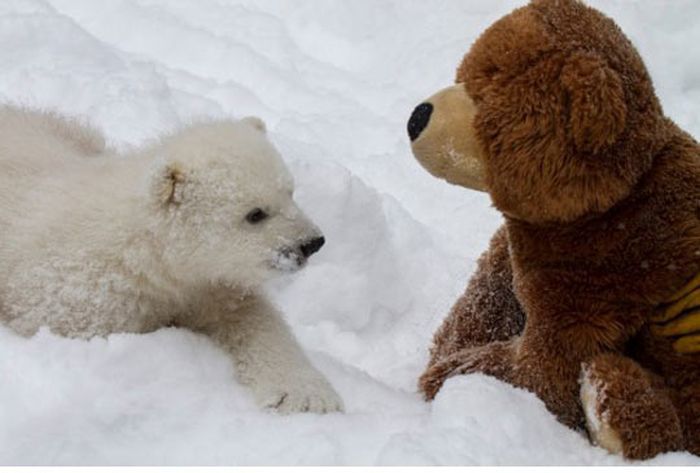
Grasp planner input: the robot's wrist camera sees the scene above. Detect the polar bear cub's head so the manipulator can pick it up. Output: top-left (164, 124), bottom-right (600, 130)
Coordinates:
top-left (149, 117), bottom-right (323, 288)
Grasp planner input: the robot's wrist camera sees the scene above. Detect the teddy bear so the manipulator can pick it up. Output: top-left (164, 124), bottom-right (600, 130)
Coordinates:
top-left (406, 0), bottom-right (700, 460)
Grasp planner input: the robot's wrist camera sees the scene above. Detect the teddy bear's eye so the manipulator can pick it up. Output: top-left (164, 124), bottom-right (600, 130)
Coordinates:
top-left (245, 208), bottom-right (268, 224)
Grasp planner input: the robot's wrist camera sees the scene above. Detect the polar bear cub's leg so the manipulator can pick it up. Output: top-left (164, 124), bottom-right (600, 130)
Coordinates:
top-left (185, 291), bottom-right (343, 414)
top-left (231, 296), bottom-right (344, 414)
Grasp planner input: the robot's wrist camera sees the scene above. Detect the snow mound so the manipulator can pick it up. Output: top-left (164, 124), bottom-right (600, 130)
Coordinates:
top-left (1, 0), bottom-right (699, 465)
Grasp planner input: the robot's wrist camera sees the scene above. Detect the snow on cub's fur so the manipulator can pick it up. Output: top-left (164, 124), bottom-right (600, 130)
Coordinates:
top-left (0, 107), bottom-right (343, 414)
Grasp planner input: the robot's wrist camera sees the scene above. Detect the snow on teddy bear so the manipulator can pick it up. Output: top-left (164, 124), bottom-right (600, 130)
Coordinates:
top-left (407, 0), bottom-right (700, 460)
top-left (0, 107), bottom-right (342, 414)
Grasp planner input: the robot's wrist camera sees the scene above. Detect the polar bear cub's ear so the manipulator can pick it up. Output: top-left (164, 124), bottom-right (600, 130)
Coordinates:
top-left (151, 161), bottom-right (186, 206)
top-left (241, 116), bottom-right (267, 133)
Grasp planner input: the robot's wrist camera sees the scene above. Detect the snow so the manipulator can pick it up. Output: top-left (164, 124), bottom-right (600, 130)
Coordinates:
top-left (0, 0), bottom-right (699, 465)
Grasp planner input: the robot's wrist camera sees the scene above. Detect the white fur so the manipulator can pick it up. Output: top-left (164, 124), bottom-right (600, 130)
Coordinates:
top-left (0, 106), bottom-right (343, 414)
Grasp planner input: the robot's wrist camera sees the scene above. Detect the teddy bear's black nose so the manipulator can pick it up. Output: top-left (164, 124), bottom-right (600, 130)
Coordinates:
top-left (407, 102), bottom-right (433, 142)
top-left (300, 236), bottom-right (325, 258)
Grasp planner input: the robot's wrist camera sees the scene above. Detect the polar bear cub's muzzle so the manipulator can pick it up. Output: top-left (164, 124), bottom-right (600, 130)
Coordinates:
top-left (241, 196), bottom-right (326, 273)
top-left (272, 235), bottom-right (325, 272)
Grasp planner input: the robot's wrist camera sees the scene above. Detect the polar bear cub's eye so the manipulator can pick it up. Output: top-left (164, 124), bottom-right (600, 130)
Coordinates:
top-left (245, 208), bottom-right (268, 224)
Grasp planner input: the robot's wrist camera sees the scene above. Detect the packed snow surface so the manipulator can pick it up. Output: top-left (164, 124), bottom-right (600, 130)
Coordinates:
top-left (1, 0), bottom-right (699, 465)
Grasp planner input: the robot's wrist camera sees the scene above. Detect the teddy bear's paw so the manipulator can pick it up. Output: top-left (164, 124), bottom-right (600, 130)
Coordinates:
top-left (418, 367), bottom-right (447, 401)
top-left (580, 368), bottom-right (624, 455)
top-left (419, 354), bottom-right (464, 400)
top-left (579, 357), bottom-right (684, 460)
top-left (255, 377), bottom-right (344, 415)
top-left (420, 342), bottom-right (517, 401)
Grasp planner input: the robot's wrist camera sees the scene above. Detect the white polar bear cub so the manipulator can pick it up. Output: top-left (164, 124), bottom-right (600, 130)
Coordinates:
top-left (0, 106), bottom-right (343, 414)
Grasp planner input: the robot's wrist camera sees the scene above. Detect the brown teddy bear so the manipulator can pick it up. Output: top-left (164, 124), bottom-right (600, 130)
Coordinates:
top-left (407, 0), bottom-right (700, 460)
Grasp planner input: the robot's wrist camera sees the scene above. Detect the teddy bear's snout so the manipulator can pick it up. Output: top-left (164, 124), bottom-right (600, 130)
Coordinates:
top-left (407, 102), bottom-right (433, 141)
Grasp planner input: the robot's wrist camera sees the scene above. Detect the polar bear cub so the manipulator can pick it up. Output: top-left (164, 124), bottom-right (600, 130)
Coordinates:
top-left (0, 107), bottom-right (343, 414)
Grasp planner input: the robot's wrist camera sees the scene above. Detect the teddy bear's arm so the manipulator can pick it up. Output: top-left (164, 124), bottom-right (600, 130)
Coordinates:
top-left (426, 225), bottom-right (525, 363)
top-left (420, 225), bottom-right (525, 398)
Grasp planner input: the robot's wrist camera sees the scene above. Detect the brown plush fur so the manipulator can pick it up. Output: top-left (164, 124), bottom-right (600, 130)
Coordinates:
top-left (419, 0), bottom-right (700, 459)
top-left (583, 354), bottom-right (684, 459)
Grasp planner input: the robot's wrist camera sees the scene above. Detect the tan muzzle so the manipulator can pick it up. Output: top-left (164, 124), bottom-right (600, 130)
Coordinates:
top-left (407, 84), bottom-right (487, 192)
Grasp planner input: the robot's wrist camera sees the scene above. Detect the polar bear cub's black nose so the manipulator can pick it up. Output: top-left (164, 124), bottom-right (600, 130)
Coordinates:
top-left (300, 236), bottom-right (325, 258)
top-left (407, 102), bottom-right (433, 141)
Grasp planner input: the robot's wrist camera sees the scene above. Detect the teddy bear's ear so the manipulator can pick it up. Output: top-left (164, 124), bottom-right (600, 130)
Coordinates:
top-left (151, 161), bottom-right (186, 207)
top-left (561, 51), bottom-right (627, 153)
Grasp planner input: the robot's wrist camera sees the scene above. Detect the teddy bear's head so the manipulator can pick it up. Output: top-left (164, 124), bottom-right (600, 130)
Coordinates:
top-left (408, 0), bottom-right (666, 224)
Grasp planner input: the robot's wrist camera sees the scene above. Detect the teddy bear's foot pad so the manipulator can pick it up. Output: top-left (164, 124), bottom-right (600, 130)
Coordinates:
top-left (580, 369), bottom-right (623, 455)
top-left (580, 355), bottom-right (684, 460)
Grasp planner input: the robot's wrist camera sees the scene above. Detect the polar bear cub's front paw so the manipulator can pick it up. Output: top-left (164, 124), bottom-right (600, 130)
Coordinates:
top-left (254, 374), bottom-right (344, 414)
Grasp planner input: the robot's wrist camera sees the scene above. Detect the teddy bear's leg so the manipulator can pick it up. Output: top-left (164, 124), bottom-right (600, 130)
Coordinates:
top-left (420, 225), bottom-right (525, 399)
top-left (580, 353), bottom-right (684, 459)
top-left (678, 382), bottom-right (700, 456)
top-left (430, 320), bottom-right (664, 430)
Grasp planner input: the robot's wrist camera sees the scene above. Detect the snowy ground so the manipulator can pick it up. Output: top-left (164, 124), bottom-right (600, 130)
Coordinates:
top-left (0, 0), bottom-right (699, 466)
